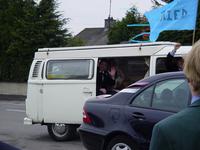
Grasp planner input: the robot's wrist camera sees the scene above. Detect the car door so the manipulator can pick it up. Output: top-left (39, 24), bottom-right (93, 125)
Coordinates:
top-left (125, 77), bottom-right (190, 144)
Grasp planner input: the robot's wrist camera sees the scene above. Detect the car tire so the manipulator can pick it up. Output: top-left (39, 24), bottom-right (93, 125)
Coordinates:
top-left (106, 135), bottom-right (137, 150)
top-left (47, 123), bottom-right (77, 141)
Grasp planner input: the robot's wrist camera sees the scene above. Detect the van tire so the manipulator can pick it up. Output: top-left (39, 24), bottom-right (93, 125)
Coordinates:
top-left (47, 123), bottom-right (77, 141)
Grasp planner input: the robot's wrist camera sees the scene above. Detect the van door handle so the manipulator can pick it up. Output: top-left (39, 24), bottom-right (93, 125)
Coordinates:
top-left (83, 87), bottom-right (93, 95)
top-left (40, 89), bottom-right (43, 94)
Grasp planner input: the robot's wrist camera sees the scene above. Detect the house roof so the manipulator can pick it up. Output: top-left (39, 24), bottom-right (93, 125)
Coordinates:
top-left (75, 28), bottom-right (108, 46)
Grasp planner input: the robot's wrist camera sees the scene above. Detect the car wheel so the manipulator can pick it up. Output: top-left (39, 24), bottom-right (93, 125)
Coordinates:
top-left (106, 135), bottom-right (137, 150)
top-left (47, 123), bottom-right (77, 141)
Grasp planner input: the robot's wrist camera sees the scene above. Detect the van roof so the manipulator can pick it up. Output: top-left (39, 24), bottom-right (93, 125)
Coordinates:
top-left (38, 42), bottom-right (177, 52)
top-left (35, 42), bottom-right (191, 59)
top-left (155, 45), bottom-right (191, 56)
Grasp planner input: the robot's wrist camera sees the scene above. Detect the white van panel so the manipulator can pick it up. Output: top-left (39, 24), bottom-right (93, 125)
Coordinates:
top-left (42, 81), bottom-right (95, 124)
top-left (41, 58), bottom-right (97, 124)
top-left (26, 60), bottom-right (44, 123)
top-left (26, 83), bottom-right (43, 122)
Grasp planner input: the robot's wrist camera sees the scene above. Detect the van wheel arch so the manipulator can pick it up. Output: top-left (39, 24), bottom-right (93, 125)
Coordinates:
top-left (47, 123), bottom-right (78, 141)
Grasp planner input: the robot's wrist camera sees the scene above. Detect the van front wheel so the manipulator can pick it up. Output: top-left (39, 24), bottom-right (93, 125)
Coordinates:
top-left (47, 123), bottom-right (77, 141)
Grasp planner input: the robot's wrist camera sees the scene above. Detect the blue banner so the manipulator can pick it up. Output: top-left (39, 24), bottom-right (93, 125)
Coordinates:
top-left (145, 0), bottom-right (198, 41)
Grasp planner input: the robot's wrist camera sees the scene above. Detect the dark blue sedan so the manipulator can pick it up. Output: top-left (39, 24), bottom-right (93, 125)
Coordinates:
top-left (78, 72), bottom-right (191, 150)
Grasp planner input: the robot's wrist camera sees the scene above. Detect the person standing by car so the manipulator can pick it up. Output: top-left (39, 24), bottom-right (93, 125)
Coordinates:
top-left (165, 43), bottom-right (184, 72)
top-left (149, 41), bottom-right (200, 150)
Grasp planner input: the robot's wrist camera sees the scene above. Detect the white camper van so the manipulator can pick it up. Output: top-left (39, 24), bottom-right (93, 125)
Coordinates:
top-left (24, 42), bottom-right (191, 141)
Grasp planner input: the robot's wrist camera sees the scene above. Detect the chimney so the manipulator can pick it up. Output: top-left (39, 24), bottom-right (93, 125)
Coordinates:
top-left (104, 17), bottom-right (116, 30)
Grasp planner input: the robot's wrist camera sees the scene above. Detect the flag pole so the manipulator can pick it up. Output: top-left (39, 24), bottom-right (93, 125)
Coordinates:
top-left (192, 0), bottom-right (199, 45)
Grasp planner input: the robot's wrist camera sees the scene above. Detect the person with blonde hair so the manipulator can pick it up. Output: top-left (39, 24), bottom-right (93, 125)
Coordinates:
top-left (149, 41), bottom-right (200, 150)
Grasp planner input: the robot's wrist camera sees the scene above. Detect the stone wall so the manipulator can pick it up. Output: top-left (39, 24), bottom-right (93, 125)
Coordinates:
top-left (0, 82), bottom-right (27, 100)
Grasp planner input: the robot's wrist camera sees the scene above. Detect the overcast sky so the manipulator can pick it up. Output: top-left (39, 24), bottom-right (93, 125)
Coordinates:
top-left (57, 0), bottom-right (153, 35)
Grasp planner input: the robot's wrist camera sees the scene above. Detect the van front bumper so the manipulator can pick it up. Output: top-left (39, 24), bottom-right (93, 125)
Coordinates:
top-left (24, 117), bottom-right (33, 125)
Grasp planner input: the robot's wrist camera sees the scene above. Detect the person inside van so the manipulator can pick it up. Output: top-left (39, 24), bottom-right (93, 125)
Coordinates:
top-left (165, 43), bottom-right (184, 72)
top-left (96, 59), bottom-right (116, 95)
top-left (109, 59), bottom-right (125, 91)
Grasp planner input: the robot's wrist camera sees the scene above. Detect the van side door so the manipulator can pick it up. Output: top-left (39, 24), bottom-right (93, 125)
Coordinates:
top-left (42, 58), bottom-right (97, 124)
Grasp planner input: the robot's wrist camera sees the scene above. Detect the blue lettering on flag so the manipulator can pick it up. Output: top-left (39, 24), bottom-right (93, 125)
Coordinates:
top-left (160, 9), bottom-right (187, 21)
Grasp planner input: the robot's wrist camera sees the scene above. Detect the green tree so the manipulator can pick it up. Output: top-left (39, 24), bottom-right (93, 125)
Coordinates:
top-left (67, 37), bottom-right (85, 47)
top-left (0, 0), bottom-right (71, 82)
top-left (0, 0), bottom-right (37, 82)
top-left (37, 0), bottom-right (71, 47)
top-left (108, 6), bottom-right (143, 44)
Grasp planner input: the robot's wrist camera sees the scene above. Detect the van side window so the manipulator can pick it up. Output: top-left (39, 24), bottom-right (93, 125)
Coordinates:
top-left (46, 59), bottom-right (94, 80)
top-left (156, 58), bottom-right (167, 74)
top-left (97, 57), bottom-right (150, 93)
top-left (156, 57), bottom-right (183, 74)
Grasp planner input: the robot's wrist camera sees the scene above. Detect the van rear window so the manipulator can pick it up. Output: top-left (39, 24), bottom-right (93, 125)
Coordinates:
top-left (46, 59), bottom-right (94, 80)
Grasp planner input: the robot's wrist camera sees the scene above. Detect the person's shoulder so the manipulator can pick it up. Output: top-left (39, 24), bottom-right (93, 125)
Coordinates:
top-left (155, 108), bottom-right (189, 129)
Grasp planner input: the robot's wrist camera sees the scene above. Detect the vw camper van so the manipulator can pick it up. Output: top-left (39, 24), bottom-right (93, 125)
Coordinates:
top-left (24, 42), bottom-right (191, 141)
